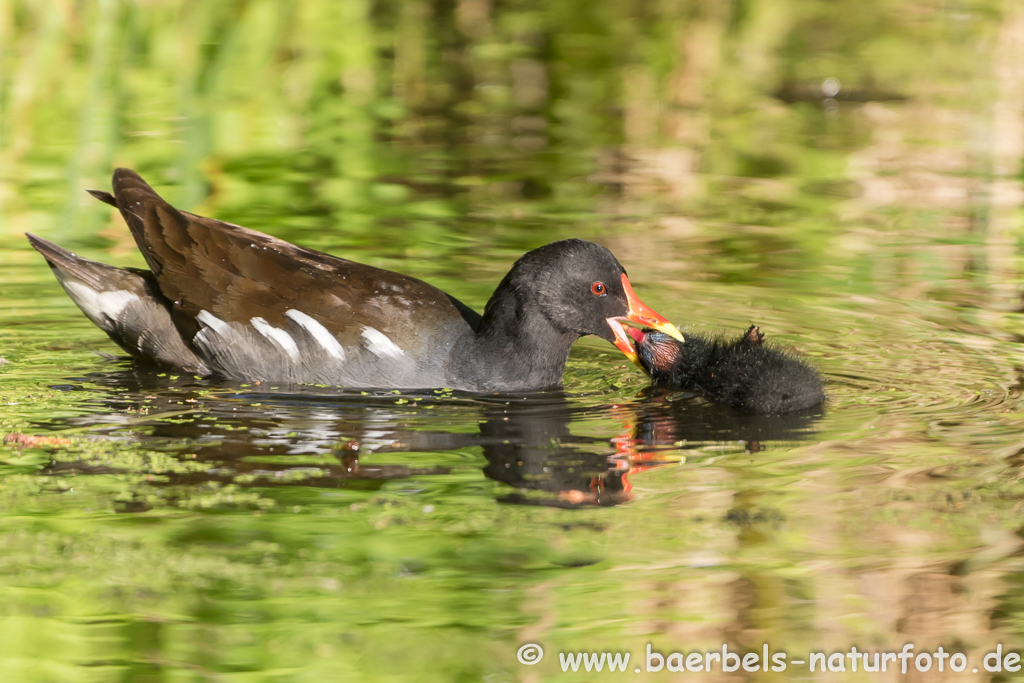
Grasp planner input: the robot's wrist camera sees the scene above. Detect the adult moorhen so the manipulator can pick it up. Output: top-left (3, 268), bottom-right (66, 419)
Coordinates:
top-left (623, 325), bottom-right (826, 414)
top-left (28, 168), bottom-right (683, 392)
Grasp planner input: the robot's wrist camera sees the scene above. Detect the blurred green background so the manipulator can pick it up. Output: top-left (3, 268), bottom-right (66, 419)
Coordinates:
top-left (5, 0), bottom-right (1010, 289)
top-left (6, 0), bottom-right (1024, 681)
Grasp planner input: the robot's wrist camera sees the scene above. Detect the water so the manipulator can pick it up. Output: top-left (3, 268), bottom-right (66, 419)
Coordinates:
top-left (3, 0), bottom-right (1024, 680)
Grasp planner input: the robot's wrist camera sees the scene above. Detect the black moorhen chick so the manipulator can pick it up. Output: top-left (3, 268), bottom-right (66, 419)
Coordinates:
top-left (625, 325), bottom-right (826, 414)
top-left (28, 169), bottom-right (682, 392)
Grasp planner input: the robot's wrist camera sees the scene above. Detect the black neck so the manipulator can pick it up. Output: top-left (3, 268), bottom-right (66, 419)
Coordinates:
top-left (452, 292), bottom-right (577, 392)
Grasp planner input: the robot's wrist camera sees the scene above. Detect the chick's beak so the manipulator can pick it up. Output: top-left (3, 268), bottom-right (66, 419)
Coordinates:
top-left (605, 273), bottom-right (683, 368)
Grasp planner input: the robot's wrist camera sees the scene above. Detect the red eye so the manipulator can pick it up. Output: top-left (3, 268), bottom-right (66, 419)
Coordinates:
top-left (591, 281), bottom-right (606, 296)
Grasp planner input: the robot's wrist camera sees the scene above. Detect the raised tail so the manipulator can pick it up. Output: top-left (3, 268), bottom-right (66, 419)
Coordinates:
top-left (26, 233), bottom-right (209, 374)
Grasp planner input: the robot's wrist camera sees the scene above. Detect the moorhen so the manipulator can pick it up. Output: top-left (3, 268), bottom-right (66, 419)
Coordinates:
top-left (28, 168), bottom-right (683, 392)
top-left (623, 325), bottom-right (826, 414)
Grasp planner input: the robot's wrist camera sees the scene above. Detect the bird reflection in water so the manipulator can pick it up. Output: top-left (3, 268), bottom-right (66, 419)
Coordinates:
top-left (40, 369), bottom-right (825, 509)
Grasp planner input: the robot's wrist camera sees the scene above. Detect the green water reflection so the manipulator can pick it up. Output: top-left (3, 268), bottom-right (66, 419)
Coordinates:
top-left (4, 0), bottom-right (1024, 680)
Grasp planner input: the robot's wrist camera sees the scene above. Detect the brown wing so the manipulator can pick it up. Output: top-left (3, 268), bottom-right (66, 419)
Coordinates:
top-left (110, 169), bottom-right (476, 347)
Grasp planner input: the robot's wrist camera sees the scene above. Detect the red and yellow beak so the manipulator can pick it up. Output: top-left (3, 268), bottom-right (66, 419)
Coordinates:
top-left (606, 273), bottom-right (683, 368)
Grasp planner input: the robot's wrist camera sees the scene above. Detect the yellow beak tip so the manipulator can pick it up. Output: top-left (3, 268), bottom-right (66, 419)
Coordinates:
top-left (660, 323), bottom-right (685, 343)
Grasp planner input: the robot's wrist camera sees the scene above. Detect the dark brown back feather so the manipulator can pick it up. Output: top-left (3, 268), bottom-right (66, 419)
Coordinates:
top-left (106, 168), bottom-right (474, 357)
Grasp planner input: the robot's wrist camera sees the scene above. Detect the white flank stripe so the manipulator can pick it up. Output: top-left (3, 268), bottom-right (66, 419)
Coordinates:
top-left (361, 326), bottom-right (405, 360)
top-left (63, 281), bottom-right (138, 322)
top-left (285, 309), bottom-right (345, 360)
top-left (251, 317), bottom-right (299, 360)
top-left (197, 310), bottom-right (231, 334)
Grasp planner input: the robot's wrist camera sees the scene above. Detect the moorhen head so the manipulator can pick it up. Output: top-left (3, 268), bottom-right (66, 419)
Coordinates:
top-left (28, 168), bottom-right (683, 392)
top-left (627, 325), bottom-right (826, 415)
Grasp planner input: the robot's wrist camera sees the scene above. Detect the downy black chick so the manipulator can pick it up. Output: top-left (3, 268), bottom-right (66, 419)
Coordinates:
top-left (629, 325), bottom-right (826, 415)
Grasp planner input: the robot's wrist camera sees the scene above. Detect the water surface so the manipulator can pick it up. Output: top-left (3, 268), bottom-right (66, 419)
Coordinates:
top-left (3, 0), bottom-right (1024, 680)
